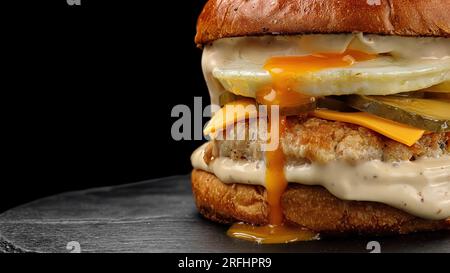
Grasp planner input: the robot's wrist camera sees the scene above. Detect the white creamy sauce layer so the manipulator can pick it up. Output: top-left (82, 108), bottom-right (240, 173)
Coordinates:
top-left (191, 143), bottom-right (450, 220)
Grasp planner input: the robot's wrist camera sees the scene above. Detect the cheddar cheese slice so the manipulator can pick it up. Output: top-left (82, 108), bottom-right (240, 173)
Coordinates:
top-left (204, 101), bottom-right (425, 146)
top-left (203, 99), bottom-right (258, 137)
top-left (313, 109), bottom-right (425, 146)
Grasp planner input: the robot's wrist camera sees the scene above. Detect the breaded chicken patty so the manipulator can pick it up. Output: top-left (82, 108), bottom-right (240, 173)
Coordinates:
top-left (214, 116), bottom-right (450, 164)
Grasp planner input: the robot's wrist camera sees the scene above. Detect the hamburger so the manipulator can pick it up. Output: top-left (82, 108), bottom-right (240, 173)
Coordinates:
top-left (191, 0), bottom-right (450, 243)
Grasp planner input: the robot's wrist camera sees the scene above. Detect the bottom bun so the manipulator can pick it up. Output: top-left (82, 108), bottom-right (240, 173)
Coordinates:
top-left (191, 169), bottom-right (450, 235)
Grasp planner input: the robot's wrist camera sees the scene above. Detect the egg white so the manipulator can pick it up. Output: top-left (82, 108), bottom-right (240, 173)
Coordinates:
top-left (203, 34), bottom-right (450, 99)
top-left (213, 57), bottom-right (450, 97)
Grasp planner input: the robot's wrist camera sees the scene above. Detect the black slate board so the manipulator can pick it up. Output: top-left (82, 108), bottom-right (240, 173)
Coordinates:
top-left (0, 175), bottom-right (449, 253)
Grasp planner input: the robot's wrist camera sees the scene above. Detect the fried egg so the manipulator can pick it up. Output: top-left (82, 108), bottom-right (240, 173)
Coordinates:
top-left (202, 34), bottom-right (450, 102)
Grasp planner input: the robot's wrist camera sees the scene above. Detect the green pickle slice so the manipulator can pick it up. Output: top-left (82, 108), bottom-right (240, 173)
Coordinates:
top-left (424, 92), bottom-right (450, 101)
top-left (276, 99), bottom-right (316, 116)
top-left (317, 96), bottom-right (357, 112)
top-left (345, 95), bottom-right (450, 132)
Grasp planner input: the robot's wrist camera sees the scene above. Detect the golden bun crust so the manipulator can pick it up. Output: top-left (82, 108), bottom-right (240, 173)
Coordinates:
top-left (191, 169), bottom-right (450, 234)
top-left (195, 0), bottom-right (450, 45)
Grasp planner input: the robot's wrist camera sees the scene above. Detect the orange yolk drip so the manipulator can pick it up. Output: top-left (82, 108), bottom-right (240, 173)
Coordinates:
top-left (227, 223), bottom-right (319, 244)
top-left (256, 86), bottom-right (313, 107)
top-left (265, 116), bottom-right (287, 225)
top-left (227, 50), bottom-right (375, 244)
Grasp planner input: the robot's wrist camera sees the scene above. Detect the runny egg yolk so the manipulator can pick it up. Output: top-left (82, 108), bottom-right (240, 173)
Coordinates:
top-left (227, 50), bottom-right (375, 244)
top-left (256, 50), bottom-right (376, 107)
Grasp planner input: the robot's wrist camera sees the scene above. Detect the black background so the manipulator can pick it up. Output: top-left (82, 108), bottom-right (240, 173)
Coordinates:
top-left (2, 0), bottom-right (209, 212)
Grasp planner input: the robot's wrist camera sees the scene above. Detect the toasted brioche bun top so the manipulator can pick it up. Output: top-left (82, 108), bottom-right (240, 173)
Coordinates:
top-left (195, 0), bottom-right (450, 45)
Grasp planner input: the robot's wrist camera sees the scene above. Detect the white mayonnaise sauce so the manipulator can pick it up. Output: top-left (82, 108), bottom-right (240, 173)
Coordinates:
top-left (191, 143), bottom-right (450, 220)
